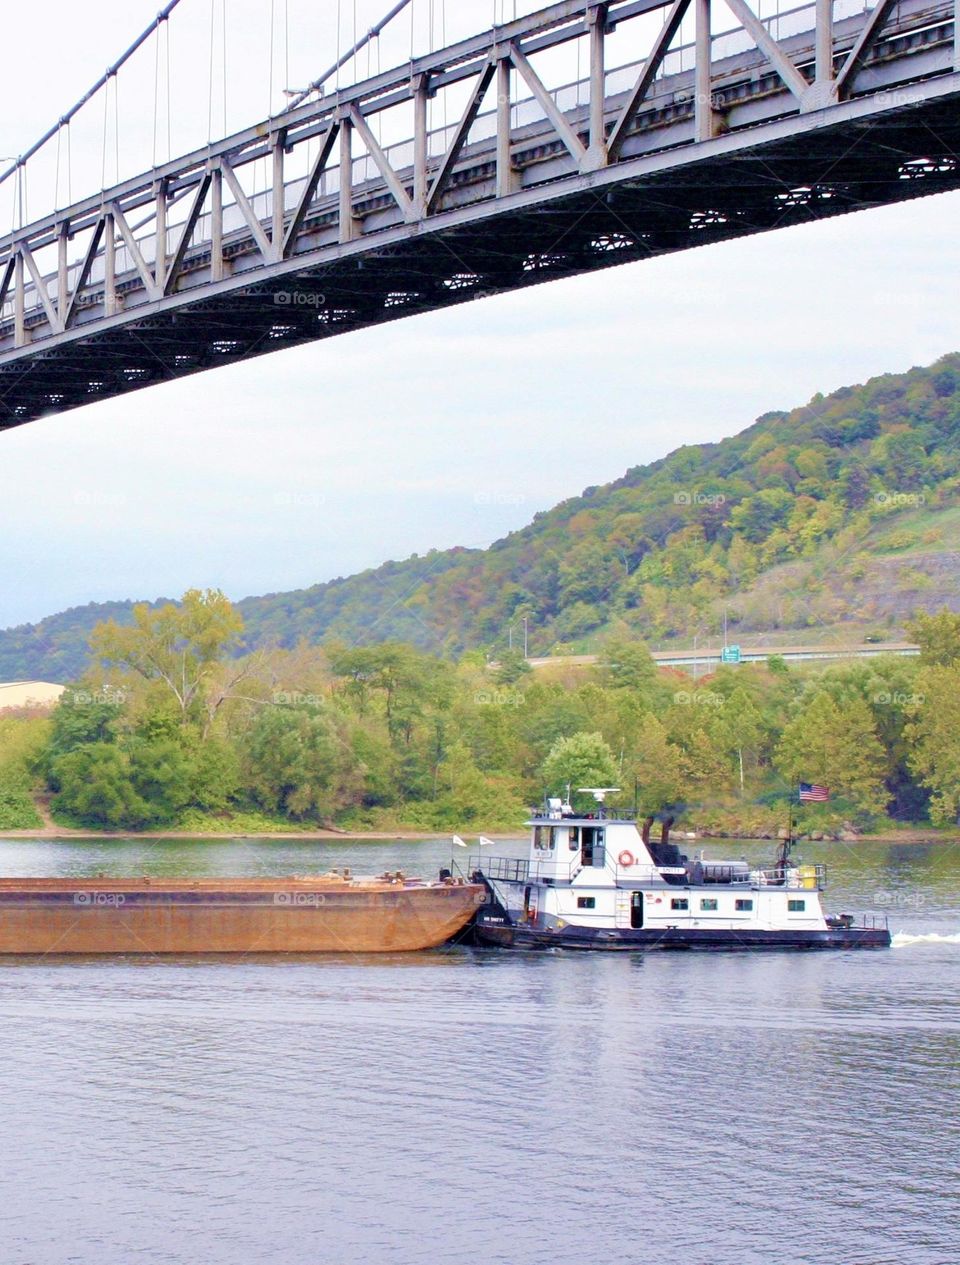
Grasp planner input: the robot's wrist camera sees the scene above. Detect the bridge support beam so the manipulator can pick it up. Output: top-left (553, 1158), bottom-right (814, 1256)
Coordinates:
top-left (339, 116), bottom-right (357, 244)
top-left (272, 133), bottom-right (287, 261)
top-left (57, 223), bottom-right (69, 327)
top-left (586, 4), bottom-right (608, 170)
top-left (104, 212), bottom-right (116, 317)
top-left (210, 165), bottom-right (223, 282)
top-left (413, 75), bottom-right (429, 217)
top-left (496, 56), bottom-right (516, 198)
top-left (695, 0), bottom-right (714, 140)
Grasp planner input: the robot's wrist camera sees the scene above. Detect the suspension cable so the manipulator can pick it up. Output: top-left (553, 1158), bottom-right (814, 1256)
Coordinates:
top-left (289, 0), bottom-right (414, 109)
top-left (0, 0), bottom-right (182, 190)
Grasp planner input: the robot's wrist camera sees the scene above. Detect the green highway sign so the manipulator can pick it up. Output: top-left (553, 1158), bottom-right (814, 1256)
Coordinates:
top-left (720, 645), bottom-right (741, 664)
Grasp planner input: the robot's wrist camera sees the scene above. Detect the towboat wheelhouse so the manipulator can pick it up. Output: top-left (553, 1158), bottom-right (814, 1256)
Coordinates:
top-left (471, 791), bottom-right (890, 950)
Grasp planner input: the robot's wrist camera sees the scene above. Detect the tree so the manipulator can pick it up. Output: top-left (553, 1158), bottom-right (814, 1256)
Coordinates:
top-left (906, 609), bottom-right (960, 666)
top-left (708, 687), bottom-right (765, 793)
top-left (540, 732), bottom-right (619, 804)
top-left (904, 665), bottom-right (960, 825)
top-left (52, 744), bottom-right (153, 829)
top-left (627, 714), bottom-right (685, 813)
top-left (775, 692), bottom-right (887, 815)
top-left (90, 589), bottom-right (244, 729)
top-left (241, 705), bottom-right (358, 819)
top-left (599, 638), bottom-right (657, 691)
top-left (493, 649), bottom-right (531, 686)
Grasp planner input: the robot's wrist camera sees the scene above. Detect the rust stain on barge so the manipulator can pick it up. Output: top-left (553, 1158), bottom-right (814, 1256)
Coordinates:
top-left (0, 875), bottom-right (486, 955)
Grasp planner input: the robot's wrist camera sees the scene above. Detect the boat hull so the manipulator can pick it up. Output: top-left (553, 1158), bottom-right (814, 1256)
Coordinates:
top-left (0, 878), bottom-right (486, 955)
top-left (475, 915), bottom-right (891, 951)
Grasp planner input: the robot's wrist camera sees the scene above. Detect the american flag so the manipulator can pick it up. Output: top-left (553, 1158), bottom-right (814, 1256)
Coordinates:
top-left (799, 782), bottom-right (830, 802)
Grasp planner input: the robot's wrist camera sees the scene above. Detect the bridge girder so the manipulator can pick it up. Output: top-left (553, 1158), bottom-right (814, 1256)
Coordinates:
top-left (0, 0), bottom-right (958, 428)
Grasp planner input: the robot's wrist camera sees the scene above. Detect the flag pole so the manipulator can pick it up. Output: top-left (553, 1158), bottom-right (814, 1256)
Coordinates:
top-left (777, 790), bottom-right (797, 870)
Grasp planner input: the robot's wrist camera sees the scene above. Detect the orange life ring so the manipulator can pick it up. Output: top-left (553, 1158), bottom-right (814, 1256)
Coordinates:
top-left (618, 850), bottom-right (635, 868)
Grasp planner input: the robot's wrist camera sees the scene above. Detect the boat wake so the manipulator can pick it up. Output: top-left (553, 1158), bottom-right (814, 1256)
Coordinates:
top-left (892, 931), bottom-right (960, 948)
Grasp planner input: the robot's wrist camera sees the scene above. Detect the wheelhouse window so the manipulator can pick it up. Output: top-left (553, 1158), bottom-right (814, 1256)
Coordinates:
top-left (580, 827), bottom-right (605, 868)
top-left (568, 827), bottom-right (580, 852)
top-left (788, 899), bottom-right (806, 912)
top-left (534, 827), bottom-right (556, 851)
top-left (671, 898), bottom-right (689, 911)
top-left (735, 898), bottom-right (754, 912)
top-left (576, 896), bottom-right (596, 909)
top-left (700, 898), bottom-right (718, 911)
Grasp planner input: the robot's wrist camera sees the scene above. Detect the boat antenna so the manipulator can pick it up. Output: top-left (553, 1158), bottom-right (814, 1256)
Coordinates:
top-left (578, 788), bottom-right (621, 820)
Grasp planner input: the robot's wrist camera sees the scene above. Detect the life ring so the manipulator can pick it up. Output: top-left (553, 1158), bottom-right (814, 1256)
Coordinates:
top-left (618, 850), bottom-right (635, 868)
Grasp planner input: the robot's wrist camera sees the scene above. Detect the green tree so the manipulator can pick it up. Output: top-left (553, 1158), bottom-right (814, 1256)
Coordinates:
top-left (599, 638), bottom-right (657, 691)
top-left (540, 731), bottom-right (619, 805)
top-left (52, 744), bottom-right (152, 829)
top-left (904, 664), bottom-right (960, 825)
top-left (493, 649), bottom-right (531, 686)
top-left (708, 687), bottom-right (765, 793)
top-left (90, 588), bottom-right (244, 728)
top-left (775, 692), bottom-right (887, 815)
top-left (242, 705), bottom-right (356, 819)
top-left (906, 609), bottom-right (960, 666)
top-left (626, 714), bottom-right (685, 813)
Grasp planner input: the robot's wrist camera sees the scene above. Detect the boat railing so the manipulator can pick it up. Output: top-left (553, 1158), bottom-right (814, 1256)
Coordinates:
top-left (466, 856), bottom-right (827, 889)
top-left (754, 865), bottom-right (827, 890)
top-left (469, 854), bottom-right (586, 884)
top-left (827, 911), bottom-right (889, 930)
top-left (474, 855), bottom-right (531, 884)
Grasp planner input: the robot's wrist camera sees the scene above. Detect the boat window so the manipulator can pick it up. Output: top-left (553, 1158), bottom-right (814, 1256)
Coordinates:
top-left (568, 827), bottom-right (580, 852)
top-left (700, 898), bottom-right (718, 911)
top-left (788, 899), bottom-right (806, 912)
top-left (735, 898), bottom-right (754, 911)
top-left (671, 898), bottom-right (689, 911)
top-left (577, 897), bottom-right (596, 909)
top-left (580, 827), bottom-right (604, 867)
top-left (630, 892), bottom-right (643, 929)
top-left (534, 827), bottom-right (556, 851)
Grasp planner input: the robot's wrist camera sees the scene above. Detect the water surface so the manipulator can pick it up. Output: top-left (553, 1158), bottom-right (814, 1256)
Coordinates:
top-left (0, 836), bottom-right (957, 1265)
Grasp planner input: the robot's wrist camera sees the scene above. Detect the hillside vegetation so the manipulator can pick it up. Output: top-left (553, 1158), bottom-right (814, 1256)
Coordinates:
top-left (5, 594), bottom-right (960, 835)
top-left (4, 353), bottom-right (960, 681)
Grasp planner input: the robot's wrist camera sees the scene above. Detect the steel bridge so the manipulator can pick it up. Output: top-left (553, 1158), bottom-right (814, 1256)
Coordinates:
top-left (1, 0), bottom-right (959, 430)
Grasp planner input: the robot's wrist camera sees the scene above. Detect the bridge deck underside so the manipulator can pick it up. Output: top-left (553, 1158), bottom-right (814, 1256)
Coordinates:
top-left (1, 92), bottom-right (957, 429)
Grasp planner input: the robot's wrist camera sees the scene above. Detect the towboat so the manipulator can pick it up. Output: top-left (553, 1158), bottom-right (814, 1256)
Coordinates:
top-left (0, 871), bottom-right (485, 955)
top-left (469, 792), bottom-right (891, 951)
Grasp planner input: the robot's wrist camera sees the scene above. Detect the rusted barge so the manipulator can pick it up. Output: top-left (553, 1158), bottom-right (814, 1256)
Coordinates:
top-left (0, 873), bottom-right (485, 955)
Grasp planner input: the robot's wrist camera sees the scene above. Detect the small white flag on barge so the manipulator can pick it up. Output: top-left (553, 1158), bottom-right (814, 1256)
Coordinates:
top-left (798, 782), bottom-right (830, 802)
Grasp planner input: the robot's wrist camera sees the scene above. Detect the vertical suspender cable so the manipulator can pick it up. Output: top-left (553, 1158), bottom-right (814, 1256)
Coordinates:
top-left (222, 0), bottom-right (227, 136)
top-left (336, 0), bottom-right (343, 89)
top-left (153, 26), bottom-right (160, 166)
top-left (269, 0), bottom-right (275, 115)
top-left (166, 19), bottom-right (172, 162)
top-left (0, 0), bottom-right (183, 192)
top-left (208, 0), bottom-right (215, 142)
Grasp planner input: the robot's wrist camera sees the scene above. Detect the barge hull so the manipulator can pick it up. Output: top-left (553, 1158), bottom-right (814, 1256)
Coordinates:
top-left (0, 879), bottom-right (485, 955)
top-left (475, 920), bottom-right (891, 950)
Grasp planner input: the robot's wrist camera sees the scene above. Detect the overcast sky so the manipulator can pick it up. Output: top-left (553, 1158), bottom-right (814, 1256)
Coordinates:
top-left (1, 1), bottom-right (958, 629)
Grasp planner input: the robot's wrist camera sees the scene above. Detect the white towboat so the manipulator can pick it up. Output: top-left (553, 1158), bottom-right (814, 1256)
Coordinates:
top-left (469, 791), bottom-right (890, 951)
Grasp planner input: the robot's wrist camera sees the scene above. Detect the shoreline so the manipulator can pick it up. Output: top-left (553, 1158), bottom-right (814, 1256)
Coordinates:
top-left (0, 827), bottom-right (520, 842)
top-left (0, 826), bottom-right (956, 845)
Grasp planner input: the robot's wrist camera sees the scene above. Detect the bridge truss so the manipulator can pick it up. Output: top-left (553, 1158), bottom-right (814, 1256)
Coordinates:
top-left (1, 0), bottom-right (959, 428)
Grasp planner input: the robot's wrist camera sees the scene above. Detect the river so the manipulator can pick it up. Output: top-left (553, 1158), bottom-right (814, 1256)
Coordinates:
top-left (0, 835), bottom-right (957, 1265)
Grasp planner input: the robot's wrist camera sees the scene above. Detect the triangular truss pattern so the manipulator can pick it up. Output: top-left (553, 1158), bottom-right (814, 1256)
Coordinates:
top-left (0, 0), bottom-right (949, 358)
